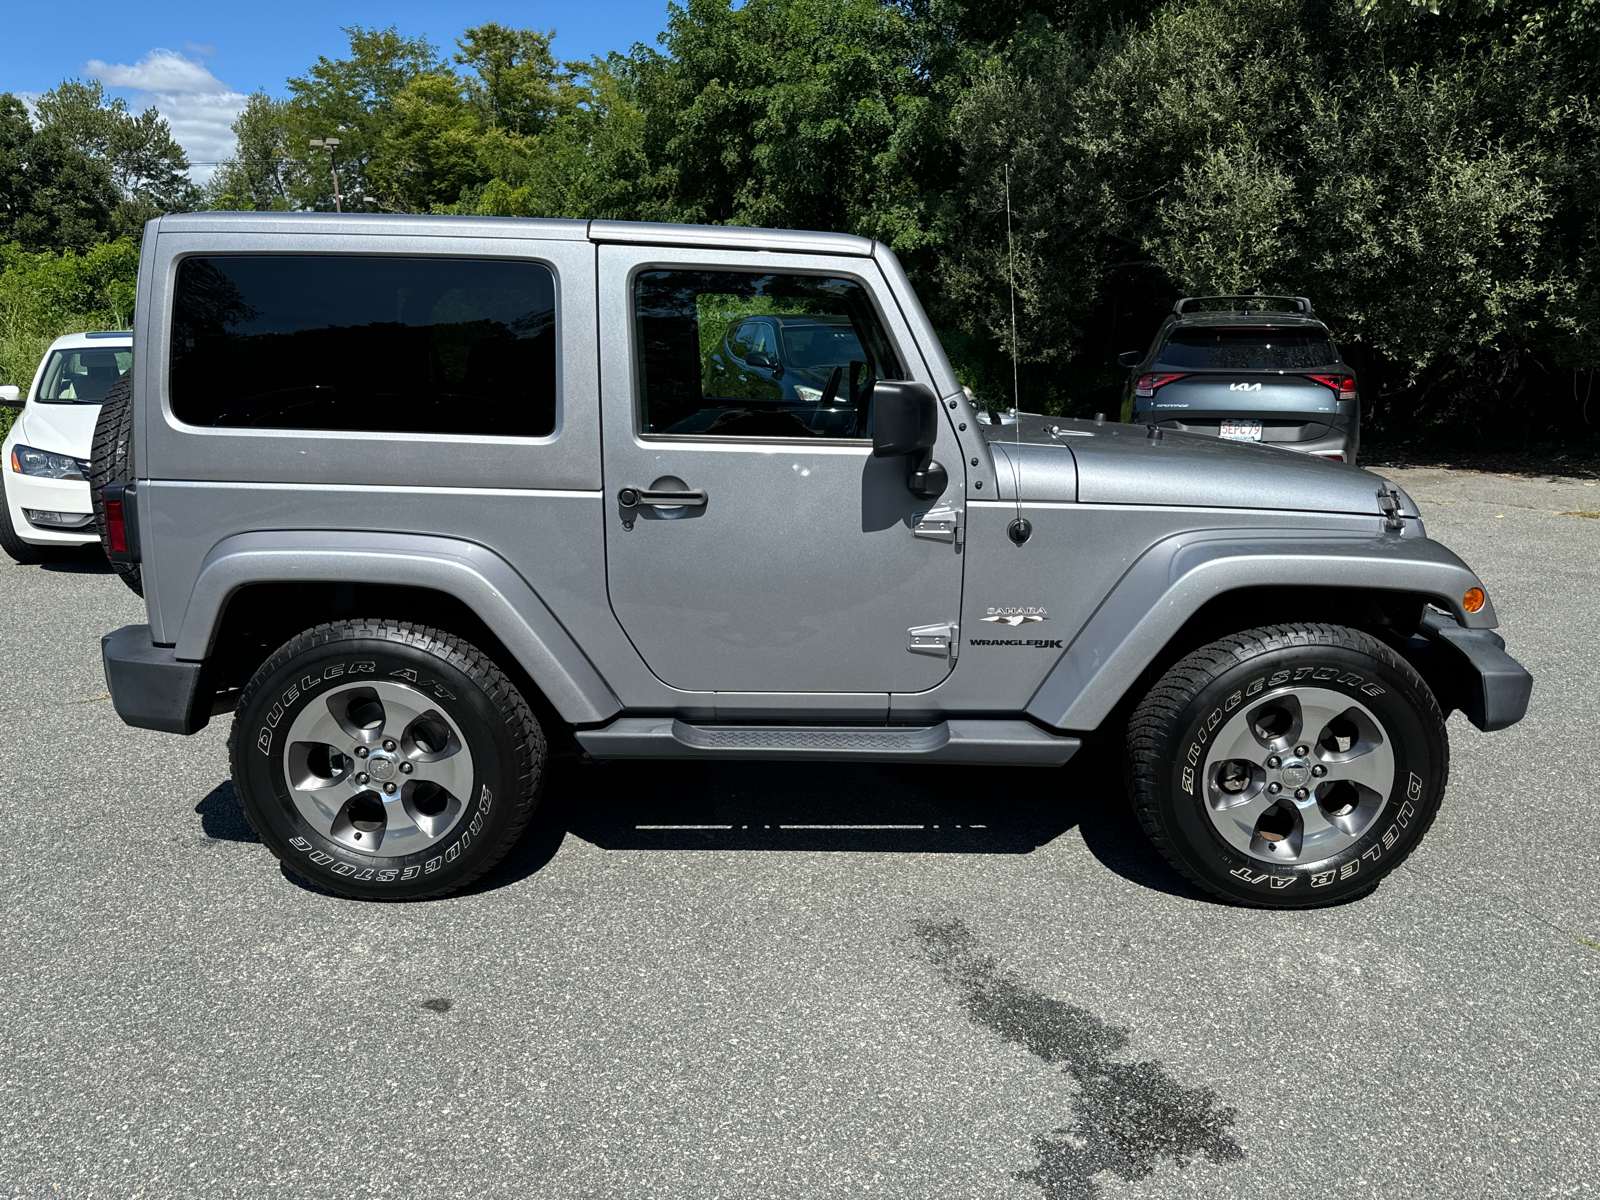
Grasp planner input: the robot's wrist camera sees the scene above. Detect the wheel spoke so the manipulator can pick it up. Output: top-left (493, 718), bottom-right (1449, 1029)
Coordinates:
top-left (296, 703), bottom-right (355, 755)
top-left (1330, 739), bottom-right (1395, 794)
top-left (1210, 790), bottom-right (1276, 842)
top-left (286, 780), bottom-right (346, 840)
top-left (1294, 695), bottom-right (1353, 748)
top-left (408, 747), bottom-right (473, 799)
top-left (1210, 718), bottom-right (1271, 767)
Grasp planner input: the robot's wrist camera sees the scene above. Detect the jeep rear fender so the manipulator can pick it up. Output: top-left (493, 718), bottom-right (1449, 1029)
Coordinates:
top-left (1027, 529), bottom-right (1493, 732)
top-left (178, 531), bottom-right (621, 725)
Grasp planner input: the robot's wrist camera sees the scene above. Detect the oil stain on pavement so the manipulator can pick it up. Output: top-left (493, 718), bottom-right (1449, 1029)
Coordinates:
top-left (909, 919), bottom-right (1244, 1199)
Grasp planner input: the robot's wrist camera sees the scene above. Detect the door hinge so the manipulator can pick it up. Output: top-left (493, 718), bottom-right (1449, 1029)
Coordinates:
top-left (913, 505), bottom-right (962, 548)
top-left (908, 623), bottom-right (959, 661)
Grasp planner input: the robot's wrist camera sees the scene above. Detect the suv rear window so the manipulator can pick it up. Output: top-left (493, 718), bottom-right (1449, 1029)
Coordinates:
top-left (169, 255), bottom-right (557, 436)
top-left (1158, 327), bottom-right (1337, 371)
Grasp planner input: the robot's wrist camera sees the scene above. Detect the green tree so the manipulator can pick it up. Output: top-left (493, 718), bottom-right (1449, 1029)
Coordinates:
top-left (281, 26), bottom-right (448, 210)
top-left (205, 93), bottom-right (294, 211)
top-left (455, 24), bottom-right (585, 137)
top-left (0, 94), bottom-right (120, 252)
top-left (33, 79), bottom-right (199, 236)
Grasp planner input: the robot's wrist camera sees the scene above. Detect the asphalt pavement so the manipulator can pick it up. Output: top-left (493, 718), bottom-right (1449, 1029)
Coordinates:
top-left (2, 465), bottom-right (1597, 1200)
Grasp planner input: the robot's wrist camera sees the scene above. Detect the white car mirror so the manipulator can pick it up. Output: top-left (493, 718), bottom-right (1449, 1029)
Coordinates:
top-left (0, 384), bottom-right (21, 406)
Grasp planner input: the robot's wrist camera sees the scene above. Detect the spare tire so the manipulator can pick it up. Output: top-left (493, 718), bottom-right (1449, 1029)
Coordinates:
top-left (87, 373), bottom-right (142, 596)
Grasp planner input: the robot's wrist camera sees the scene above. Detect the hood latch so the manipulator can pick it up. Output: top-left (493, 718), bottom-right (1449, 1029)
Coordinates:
top-left (1376, 484), bottom-right (1406, 533)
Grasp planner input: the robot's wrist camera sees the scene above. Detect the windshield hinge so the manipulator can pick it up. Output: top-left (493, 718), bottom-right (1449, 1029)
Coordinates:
top-left (913, 505), bottom-right (962, 548)
top-left (908, 623), bottom-right (959, 662)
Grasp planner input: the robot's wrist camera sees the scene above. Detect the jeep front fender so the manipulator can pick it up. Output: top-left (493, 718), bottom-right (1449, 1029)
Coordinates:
top-left (176, 530), bottom-right (622, 725)
top-left (1026, 529), bottom-right (1493, 732)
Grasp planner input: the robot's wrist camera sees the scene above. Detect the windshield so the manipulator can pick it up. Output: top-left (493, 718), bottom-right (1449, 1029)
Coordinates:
top-left (36, 347), bottom-right (132, 403)
top-left (1158, 327), bottom-right (1337, 371)
top-left (779, 324), bottom-right (866, 371)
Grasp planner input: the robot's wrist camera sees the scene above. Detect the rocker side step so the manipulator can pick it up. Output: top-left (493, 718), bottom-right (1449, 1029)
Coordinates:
top-left (575, 718), bottom-right (1080, 766)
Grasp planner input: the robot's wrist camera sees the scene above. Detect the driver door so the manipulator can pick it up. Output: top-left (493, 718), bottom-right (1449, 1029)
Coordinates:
top-left (598, 244), bottom-right (965, 695)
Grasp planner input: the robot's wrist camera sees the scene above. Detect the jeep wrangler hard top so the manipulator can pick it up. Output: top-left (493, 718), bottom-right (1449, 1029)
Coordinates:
top-left (95, 213), bottom-right (1532, 907)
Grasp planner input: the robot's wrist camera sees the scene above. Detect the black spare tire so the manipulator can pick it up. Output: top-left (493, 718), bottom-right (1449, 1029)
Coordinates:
top-left (87, 373), bottom-right (142, 595)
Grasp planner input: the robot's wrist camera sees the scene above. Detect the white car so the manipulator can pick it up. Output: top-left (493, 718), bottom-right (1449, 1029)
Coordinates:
top-left (0, 331), bottom-right (132, 562)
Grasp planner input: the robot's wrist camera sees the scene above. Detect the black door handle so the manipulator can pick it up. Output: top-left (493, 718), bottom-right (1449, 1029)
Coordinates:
top-left (618, 487), bottom-right (708, 509)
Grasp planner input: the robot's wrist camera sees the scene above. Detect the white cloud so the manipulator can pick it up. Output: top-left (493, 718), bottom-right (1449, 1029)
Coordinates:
top-left (84, 49), bottom-right (248, 183)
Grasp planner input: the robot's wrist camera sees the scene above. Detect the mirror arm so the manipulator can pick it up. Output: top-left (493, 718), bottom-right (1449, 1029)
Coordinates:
top-left (906, 448), bottom-right (948, 500)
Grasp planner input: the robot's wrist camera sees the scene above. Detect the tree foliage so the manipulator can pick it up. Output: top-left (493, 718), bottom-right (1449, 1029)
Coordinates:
top-left (13, 1), bottom-right (1600, 446)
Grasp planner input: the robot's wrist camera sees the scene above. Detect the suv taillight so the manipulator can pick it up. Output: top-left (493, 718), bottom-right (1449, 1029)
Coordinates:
top-left (105, 496), bottom-right (127, 553)
top-left (1135, 373), bottom-right (1187, 398)
top-left (1307, 374), bottom-right (1356, 401)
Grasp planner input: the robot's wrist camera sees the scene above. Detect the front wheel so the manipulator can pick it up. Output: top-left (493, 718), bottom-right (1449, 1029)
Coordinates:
top-left (1127, 623), bottom-right (1447, 908)
top-left (228, 620), bottom-right (546, 899)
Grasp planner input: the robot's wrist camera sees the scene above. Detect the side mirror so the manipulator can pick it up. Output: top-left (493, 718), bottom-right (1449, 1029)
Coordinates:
top-left (1116, 351), bottom-right (1140, 368)
top-left (870, 380), bottom-right (947, 500)
top-left (745, 349), bottom-right (777, 370)
top-left (0, 385), bottom-right (21, 407)
top-left (870, 380), bottom-right (938, 458)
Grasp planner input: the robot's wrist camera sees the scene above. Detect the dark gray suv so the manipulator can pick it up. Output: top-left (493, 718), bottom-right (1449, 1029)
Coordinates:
top-left (1118, 296), bottom-right (1360, 462)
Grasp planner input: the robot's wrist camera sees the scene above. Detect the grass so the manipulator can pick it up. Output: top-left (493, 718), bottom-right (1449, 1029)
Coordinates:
top-left (1558, 509), bottom-right (1600, 519)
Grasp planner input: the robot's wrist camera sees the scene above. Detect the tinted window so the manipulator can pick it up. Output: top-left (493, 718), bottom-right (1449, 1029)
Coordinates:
top-left (170, 255), bottom-right (556, 436)
top-left (634, 270), bottom-right (902, 439)
top-left (1158, 327), bottom-right (1337, 371)
top-left (37, 349), bottom-right (132, 403)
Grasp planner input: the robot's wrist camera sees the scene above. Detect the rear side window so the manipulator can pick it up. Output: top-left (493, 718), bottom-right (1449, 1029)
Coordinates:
top-left (169, 255), bottom-right (557, 436)
top-left (1158, 327), bottom-right (1337, 371)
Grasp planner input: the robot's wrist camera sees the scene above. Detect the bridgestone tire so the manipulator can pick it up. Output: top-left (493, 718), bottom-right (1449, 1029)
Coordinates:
top-left (0, 471), bottom-right (55, 564)
top-left (87, 374), bottom-right (142, 596)
top-left (1127, 623), bottom-right (1447, 908)
top-left (228, 620), bottom-right (546, 900)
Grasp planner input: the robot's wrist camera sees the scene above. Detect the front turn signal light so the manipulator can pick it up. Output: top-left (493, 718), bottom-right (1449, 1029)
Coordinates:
top-left (1463, 587), bottom-right (1485, 614)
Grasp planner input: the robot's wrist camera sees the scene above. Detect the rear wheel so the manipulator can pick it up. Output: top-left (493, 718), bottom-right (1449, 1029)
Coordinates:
top-left (1127, 623), bottom-right (1447, 907)
top-left (228, 620), bottom-right (545, 899)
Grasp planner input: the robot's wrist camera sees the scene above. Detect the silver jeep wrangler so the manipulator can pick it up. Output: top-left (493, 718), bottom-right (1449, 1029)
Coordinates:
top-left (95, 213), bottom-right (1531, 907)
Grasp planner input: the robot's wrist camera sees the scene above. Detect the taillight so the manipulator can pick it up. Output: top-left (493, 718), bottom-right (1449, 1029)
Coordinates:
top-left (1135, 373), bottom-right (1187, 398)
top-left (1307, 374), bottom-right (1356, 401)
top-left (104, 495), bottom-right (127, 554)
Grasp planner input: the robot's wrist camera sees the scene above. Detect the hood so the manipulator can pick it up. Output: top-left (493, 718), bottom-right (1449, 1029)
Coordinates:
top-left (985, 416), bottom-right (1418, 519)
top-left (14, 402), bottom-right (101, 458)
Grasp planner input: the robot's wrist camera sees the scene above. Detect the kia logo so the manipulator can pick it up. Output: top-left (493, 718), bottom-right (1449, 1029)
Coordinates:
top-left (1229, 382), bottom-right (1262, 392)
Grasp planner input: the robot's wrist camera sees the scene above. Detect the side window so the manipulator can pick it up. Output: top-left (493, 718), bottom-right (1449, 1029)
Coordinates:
top-left (634, 269), bottom-right (903, 439)
top-left (727, 321), bottom-right (755, 358)
top-left (169, 255), bottom-right (557, 436)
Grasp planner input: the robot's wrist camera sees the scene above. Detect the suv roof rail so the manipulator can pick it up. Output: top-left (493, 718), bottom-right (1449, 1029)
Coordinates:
top-left (1173, 294), bottom-right (1314, 315)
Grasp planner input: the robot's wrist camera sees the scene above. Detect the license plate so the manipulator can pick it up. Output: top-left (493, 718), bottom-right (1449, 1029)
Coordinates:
top-left (1219, 420), bottom-right (1263, 442)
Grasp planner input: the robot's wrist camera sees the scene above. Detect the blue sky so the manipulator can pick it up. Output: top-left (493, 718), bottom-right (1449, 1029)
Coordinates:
top-left (3, 0), bottom-right (677, 178)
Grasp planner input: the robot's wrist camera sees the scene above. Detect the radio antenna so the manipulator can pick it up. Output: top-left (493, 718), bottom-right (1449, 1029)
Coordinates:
top-left (1003, 161), bottom-right (1032, 546)
top-left (1005, 163), bottom-right (1020, 411)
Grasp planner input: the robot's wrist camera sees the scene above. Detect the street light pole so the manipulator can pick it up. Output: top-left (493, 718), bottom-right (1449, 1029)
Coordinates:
top-left (308, 137), bottom-right (344, 213)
